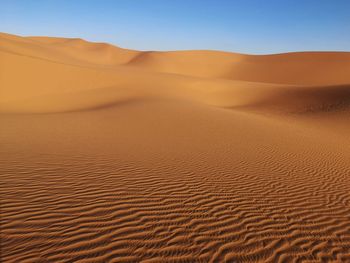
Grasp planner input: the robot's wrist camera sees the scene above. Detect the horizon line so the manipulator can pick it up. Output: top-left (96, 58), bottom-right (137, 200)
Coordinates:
top-left (2, 31), bottom-right (350, 56)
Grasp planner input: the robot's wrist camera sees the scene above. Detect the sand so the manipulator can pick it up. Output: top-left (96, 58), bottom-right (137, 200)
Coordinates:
top-left (1, 32), bottom-right (350, 262)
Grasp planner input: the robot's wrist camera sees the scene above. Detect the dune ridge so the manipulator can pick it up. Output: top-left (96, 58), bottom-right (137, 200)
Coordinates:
top-left (1, 32), bottom-right (350, 262)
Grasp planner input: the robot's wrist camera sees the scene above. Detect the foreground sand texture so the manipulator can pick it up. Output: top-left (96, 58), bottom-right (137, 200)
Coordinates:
top-left (1, 32), bottom-right (350, 262)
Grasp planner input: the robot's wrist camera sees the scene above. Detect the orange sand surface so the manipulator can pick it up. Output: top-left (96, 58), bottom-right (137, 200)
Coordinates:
top-left (1, 32), bottom-right (350, 262)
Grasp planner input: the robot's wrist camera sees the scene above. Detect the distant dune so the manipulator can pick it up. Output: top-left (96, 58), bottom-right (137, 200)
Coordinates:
top-left (1, 32), bottom-right (350, 262)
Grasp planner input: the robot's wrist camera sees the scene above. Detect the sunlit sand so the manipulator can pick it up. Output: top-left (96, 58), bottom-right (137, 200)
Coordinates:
top-left (1, 32), bottom-right (350, 262)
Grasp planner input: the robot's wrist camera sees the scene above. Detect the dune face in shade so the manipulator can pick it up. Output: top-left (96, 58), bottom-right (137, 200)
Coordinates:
top-left (1, 32), bottom-right (350, 262)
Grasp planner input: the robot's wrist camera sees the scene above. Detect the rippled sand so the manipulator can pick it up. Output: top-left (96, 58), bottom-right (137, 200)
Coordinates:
top-left (1, 32), bottom-right (350, 262)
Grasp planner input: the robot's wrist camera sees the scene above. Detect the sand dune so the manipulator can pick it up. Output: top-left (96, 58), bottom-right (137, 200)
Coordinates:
top-left (1, 32), bottom-right (350, 262)
top-left (127, 50), bottom-right (350, 85)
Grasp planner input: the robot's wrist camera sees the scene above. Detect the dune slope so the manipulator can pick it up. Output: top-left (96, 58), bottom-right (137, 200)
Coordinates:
top-left (1, 33), bottom-right (350, 262)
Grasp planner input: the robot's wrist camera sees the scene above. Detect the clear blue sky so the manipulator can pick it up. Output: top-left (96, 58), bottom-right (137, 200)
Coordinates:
top-left (1, 0), bottom-right (349, 54)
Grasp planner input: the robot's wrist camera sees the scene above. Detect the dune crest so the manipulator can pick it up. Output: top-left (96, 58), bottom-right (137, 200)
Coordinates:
top-left (1, 32), bottom-right (350, 262)
top-left (1, 32), bottom-right (350, 114)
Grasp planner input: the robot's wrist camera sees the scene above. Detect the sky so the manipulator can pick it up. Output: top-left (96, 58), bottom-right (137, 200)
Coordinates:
top-left (1, 0), bottom-right (350, 54)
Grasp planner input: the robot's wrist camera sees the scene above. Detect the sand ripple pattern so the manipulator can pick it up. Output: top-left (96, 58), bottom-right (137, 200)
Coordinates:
top-left (1, 115), bottom-right (350, 262)
top-left (1, 33), bottom-right (350, 262)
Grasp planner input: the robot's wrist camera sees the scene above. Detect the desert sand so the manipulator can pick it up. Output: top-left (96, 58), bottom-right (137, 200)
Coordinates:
top-left (1, 32), bottom-right (350, 262)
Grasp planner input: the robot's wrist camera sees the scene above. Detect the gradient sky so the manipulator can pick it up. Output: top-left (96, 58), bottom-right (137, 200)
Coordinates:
top-left (1, 0), bottom-right (350, 54)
